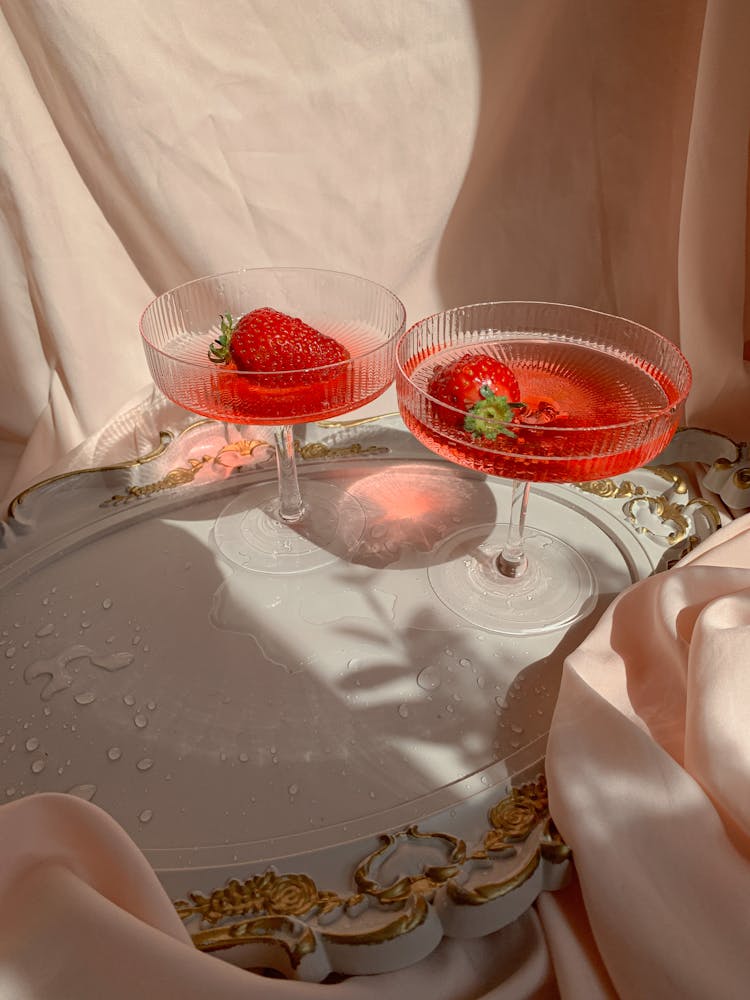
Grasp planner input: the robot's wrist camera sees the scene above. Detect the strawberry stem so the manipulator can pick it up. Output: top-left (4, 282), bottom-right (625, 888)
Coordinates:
top-left (464, 385), bottom-right (519, 440)
top-left (208, 312), bottom-right (235, 363)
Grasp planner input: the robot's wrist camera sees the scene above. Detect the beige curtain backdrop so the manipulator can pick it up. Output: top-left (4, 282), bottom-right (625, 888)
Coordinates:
top-left (1, 0), bottom-right (748, 507)
top-left (1, 2), bottom-right (750, 998)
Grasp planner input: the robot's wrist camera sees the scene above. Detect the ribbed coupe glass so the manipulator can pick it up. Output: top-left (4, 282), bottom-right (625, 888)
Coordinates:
top-left (140, 267), bottom-right (406, 572)
top-left (396, 301), bottom-right (691, 633)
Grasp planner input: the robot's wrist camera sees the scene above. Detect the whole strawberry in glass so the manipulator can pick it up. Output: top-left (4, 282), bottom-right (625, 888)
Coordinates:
top-left (207, 307), bottom-right (352, 421)
top-left (139, 268), bottom-right (405, 573)
top-left (427, 353), bottom-right (525, 440)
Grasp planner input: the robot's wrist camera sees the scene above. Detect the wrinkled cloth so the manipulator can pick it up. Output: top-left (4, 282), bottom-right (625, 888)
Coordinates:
top-left (2, 0), bottom-right (750, 997)
top-left (2, 0), bottom-right (750, 506)
top-left (546, 513), bottom-right (750, 1000)
top-left (0, 795), bottom-right (559, 1000)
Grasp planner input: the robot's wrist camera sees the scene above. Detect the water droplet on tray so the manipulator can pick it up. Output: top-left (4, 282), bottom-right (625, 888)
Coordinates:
top-left (416, 665), bottom-right (441, 691)
top-left (138, 809), bottom-right (153, 823)
top-left (107, 747), bottom-right (122, 761)
top-left (136, 757), bottom-right (153, 771)
top-left (90, 652), bottom-right (133, 671)
top-left (133, 714), bottom-right (148, 729)
top-left (25, 737), bottom-right (40, 752)
top-left (74, 692), bottom-right (96, 706)
top-left (397, 703), bottom-right (409, 718)
top-left (67, 784), bottom-right (97, 801)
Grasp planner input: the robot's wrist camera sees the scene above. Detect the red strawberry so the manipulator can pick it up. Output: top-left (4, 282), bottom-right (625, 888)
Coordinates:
top-left (207, 307), bottom-right (352, 421)
top-left (427, 353), bottom-right (524, 440)
top-left (208, 307), bottom-right (350, 384)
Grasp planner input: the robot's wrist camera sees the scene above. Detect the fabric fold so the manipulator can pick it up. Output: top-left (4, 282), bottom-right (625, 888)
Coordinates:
top-left (547, 514), bottom-right (750, 999)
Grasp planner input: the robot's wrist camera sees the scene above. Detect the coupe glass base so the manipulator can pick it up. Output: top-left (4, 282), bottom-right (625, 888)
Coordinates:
top-left (427, 522), bottom-right (598, 635)
top-left (213, 480), bottom-right (365, 574)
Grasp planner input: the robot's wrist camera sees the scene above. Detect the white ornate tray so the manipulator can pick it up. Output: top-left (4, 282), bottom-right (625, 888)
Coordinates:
top-left (0, 415), bottom-right (724, 980)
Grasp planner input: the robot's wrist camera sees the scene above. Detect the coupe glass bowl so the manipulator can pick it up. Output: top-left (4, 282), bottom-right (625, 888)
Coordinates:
top-left (396, 301), bottom-right (691, 633)
top-left (140, 267), bottom-right (406, 572)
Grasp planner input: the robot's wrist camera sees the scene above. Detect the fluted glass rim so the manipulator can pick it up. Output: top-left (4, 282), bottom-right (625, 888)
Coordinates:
top-left (139, 266), bottom-right (407, 375)
top-left (396, 299), bottom-right (692, 436)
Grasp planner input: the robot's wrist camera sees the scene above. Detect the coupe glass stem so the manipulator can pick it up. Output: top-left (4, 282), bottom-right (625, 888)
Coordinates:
top-left (496, 479), bottom-right (530, 579)
top-left (273, 425), bottom-right (304, 522)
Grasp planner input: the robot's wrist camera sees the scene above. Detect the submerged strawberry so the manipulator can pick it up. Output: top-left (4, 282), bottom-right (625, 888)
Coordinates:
top-left (208, 307), bottom-right (350, 381)
top-left (427, 353), bottom-right (525, 440)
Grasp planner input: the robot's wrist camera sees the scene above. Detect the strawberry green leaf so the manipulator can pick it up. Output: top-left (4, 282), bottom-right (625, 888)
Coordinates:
top-left (208, 312), bottom-right (235, 363)
top-left (463, 385), bottom-right (519, 440)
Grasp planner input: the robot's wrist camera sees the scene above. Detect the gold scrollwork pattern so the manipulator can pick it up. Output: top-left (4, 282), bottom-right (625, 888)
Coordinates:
top-left (622, 494), bottom-right (722, 546)
top-left (8, 431), bottom-right (178, 519)
top-left (646, 466), bottom-right (689, 494)
top-left (173, 774), bottom-right (568, 976)
top-left (484, 778), bottom-right (548, 849)
top-left (101, 439), bottom-right (270, 506)
top-left (576, 467), bottom-right (721, 549)
top-left (295, 441), bottom-right (389, 461)
top-left (175, 871), bottom-right (345, 925)
top-left (576, 479), bottom-right (647, 500)
top-left (100, 437), bottom-right (389, 506)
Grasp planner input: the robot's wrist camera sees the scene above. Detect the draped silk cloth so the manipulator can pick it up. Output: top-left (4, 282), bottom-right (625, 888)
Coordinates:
top-left (2, 1), bottom-right (750, 997)
top-left (1, 0), bottom-right (749, 504)
top-left (545, 513), bottom-right (750, 1000)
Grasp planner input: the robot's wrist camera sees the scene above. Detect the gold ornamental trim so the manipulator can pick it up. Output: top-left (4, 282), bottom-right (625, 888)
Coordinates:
top-left (576, 468), bottom-right (721, 548)
top-left (353, 825), bottom-right (466, 903)
top-left (322, 896), bottom-right (431, 947)
top-left (174, 774), bottom-right (567, 970)
top-left (446, 850), bottom-right (541, 905)
top-left (295, 441), bottom-right (389, 461)
top-left (175, 870), bottom-right (343, 925)
top-left (101, 437), bottom-right (389, 507)
top-left (7, 420), bottom-right (392, 516)
top-left (192, 915), bottom-right (318, 968)
top-left (7, 430), bottom-right (178, 519)
top-left (576, 478), bottom-right (646, 500)
top-left (317, 411), bottom-right (400, 428)
top-left (622, 494), bottom-right (722, 545)
top-left (101, 438), bottom-right (270, 507)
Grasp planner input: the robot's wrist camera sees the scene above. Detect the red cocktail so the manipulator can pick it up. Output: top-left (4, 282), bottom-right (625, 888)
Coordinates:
top-left (140, 268), bottom-right (405, 573)
top-left (396, 301), bottom-right (691, 634)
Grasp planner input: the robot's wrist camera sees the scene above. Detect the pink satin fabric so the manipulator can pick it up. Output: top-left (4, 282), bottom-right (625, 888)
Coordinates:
top-left (0, 797), bottom-right (558, 999)
top-left (546, 513), bottom-right (750, 999)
